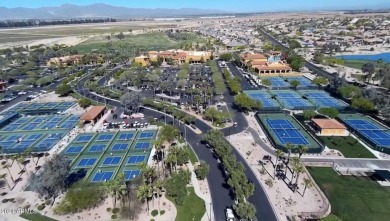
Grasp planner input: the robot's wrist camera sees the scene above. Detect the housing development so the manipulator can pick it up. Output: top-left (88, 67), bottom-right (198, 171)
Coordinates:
top-left (0, 2), bottom-right (390, 221)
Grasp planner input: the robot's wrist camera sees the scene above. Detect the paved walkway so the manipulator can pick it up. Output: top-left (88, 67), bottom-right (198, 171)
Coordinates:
top-left (187, 162), bottom-right (213, 221)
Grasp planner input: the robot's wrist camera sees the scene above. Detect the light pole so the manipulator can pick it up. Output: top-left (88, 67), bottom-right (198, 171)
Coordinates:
top-left (209, 202), bottom-right (212, 221)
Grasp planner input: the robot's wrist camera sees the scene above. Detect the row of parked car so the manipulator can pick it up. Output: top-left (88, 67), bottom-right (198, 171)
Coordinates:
top-left (102, 121), bottom-right (149, 129)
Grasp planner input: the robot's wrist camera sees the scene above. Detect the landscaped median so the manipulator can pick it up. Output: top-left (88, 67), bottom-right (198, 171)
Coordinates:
top-left (166, 187), bottom-right (206, 221)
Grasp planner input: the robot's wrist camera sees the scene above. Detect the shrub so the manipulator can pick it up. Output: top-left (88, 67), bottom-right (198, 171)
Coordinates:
top-left (194, 161), bottom-right (209, 180)
top-left (106, 207), bottom-right (111, 212)
top-left (151, 210), bottom-right (158, 217)
top-left (2, 198), bottom-right (9, 203)
top-left (112, 208), bottom-right (120, 214)
top-left (111, 214), bottom-right (117, 219)
top-left (1, 192), bottom-right (7, 196)
top-left (160, 210), bottom-right (165, 215)
top-left (23, 204), bottom-right (31, 209)
top-left (45, 199), bottom-right (51, 205)
top-left (1, 161), bottom-right (6, 165)
top-left (37, 204), bottom-right (46, 211)
top-left (150, 219), bottom-right (155, 221)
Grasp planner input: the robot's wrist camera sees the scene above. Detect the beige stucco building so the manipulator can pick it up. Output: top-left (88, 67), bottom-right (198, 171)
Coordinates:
top-left (312, 118), bottom-right (348, 136)
top-left (134, 50), bottom-right (212, 66)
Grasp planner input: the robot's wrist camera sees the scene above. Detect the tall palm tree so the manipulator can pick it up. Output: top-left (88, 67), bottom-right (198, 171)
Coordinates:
top-left (0, 173), bottom-right (10, 189)
top-left (17, 156), bottom-right (27, 176)
top-left (290, 157), bottom-right (300, 181)
top-left (274, 149), bottom-right (284, 179)
top-left (302, 177), bottom-right (313, 196)
top-left (285, 143), bottom-right (295, 176)
top-left (136, 184), bottom-right (150, 211)
top-left (298, 145), bottom-right (308, 159)
top-left (169, 146), bottom-right (180, 171)
top-left (23, 147), bottom-right (35, 165)
top-left (3, 164), bottom-right (14, 183)
top-left (293, 163), bottom-right (304, 192)
top-left (154, 179), bottom-right (164, 210)
top-left (153, 139), bottom-right (164, 176)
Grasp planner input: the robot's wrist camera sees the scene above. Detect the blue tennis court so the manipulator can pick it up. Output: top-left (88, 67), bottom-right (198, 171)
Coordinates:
top-left (118, 133), bottom-right (134, 140)
top-left (124, 170), bottom-right (141, 180)
top-left (59, 122), bottom-right (77, 129)
top-left (66, 146), bottom-right (83, 153)
top-left (76, 135), bottom-right (93, 142)
top-left (245, 90), bottom-right (280, 109)
top-left (88, 144), bottom-right (106, 152)
top-left (27, 134), bottom-right (43, 140)
top-left (111, 143), bottom-right (129, 151)
top-left (97, 134), bottom-right (114, 141)
top-left (272, 90), bottom-right (314, 109)
top-left (21, 124), bottom-right (39, 131)
top-left (285, 77), bottom-right (313, 88)
top-left (344, 119), bottom-right (390, 146)
top-left (135, 142), bottom-right (151, 149)
top-left (139, 132), bottom-right (154, 139)
top-left (266, 119), bottom-right (309, 145)
top-left (77, 157), bottom-right (97, 167)
top-left (39, 122), bottom-right (58, 129)
top-left (102, 156), bottom-right (121, 165)
top-left (300, 90), bottom-right (348, 109)
top-left (92, 171), bottom-right (114, 182)
top-left (6, 135), bottom-right (22, 141)
top-left (127, 155), bottom-right (146, 164)
top-left (2, 125), bottom-right (19, 131)
top-left (264, 77), bottom-right (289, 88)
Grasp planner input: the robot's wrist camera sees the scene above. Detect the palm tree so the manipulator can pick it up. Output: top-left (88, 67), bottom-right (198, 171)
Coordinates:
top-left (298, 145), bottom-right (308, 159)
top-left (3, 164), bottom-right (14, 183)
top-left (23, 147), bottom-right (35, 165)
top-left (136, 184), bottom-right (150, 211)
top-left (154, 179), bottom-right (164, 210)
top-left (153, 139), bottom-right (164, 176)
top-left (274, 149), bottom-right (284, 179)
top-left (12, 155), bottom-right (22, 171)
top-left (17, 155), bottom-right (27, 176)
top-left (0, 173), bottom-right (10, 189)
top-left (284, 143), bottom-right (295, 176)
top-left (293, 163), bottom-right (304, 192)
top-left (290, 157), bottom-right (300, 181)
top-left (302, 177), bottom-right (313, 196)
top-left (169, 146), bottom-right (180, 171)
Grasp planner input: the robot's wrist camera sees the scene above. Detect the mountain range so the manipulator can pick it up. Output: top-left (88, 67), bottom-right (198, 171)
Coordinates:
top-left (0, 3), bottom-right (230, 20)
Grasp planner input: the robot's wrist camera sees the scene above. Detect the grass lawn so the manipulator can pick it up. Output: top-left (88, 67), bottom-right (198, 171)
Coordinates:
top-left (186, 146), bottom-right (199, 164)
top-left (73, 32), bottom-right (206, 53)
top-left (20, 213), bottom-right (58, 221)
top-left (319, 136), bottom-right (376, 158)
top-left (308, 167), bottom-right (390, 221)
top-left (166, 187), bottom-right (205, 221)
top-left (342, 59), bottom-right (369, 69)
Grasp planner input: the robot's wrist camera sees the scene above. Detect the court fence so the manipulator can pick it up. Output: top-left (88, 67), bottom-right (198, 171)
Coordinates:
top-left (338, 115), bottom-right (390, 154)
top-left (255, 114), bottom-right (323, 154)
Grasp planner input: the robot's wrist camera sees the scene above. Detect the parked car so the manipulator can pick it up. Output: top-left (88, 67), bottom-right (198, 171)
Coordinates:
top-left (225, 208), bottom-right (236, 221)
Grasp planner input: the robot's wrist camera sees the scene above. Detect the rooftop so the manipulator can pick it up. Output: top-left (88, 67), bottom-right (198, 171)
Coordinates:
top-left (312, 118), bottom-right (346, 129)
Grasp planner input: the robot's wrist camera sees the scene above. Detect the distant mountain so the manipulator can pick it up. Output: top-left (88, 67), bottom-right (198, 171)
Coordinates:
top-left (0, 3), bottom-right (231, 20)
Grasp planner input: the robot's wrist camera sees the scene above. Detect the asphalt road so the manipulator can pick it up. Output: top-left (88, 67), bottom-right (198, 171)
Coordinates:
top-left (0, 81), bottom-right (61, 113)
top-left (73, 68), bottom-right (278, 221)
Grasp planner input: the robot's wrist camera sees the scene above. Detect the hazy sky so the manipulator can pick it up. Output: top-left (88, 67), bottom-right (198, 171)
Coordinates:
top-left (1, 0), bottom-right (388, 12)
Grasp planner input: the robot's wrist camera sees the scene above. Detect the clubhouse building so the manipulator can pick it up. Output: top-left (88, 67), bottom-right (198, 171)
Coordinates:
top-left (240, 52), bottom-right (292, 74)
top-left (134, 50), bottom-right (212, 66)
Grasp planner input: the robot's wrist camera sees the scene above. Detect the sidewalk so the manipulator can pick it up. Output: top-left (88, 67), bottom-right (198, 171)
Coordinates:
top-left (187, 162), bottom-right (213, 221)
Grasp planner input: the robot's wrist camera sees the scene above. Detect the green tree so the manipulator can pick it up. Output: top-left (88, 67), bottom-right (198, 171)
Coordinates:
top-left (164, 169), bottom-right (191, 205)
top-left (233, 202), bottom-right (257, 221)
top-left (194, 161), bottom-right (209, 180)
top-left (104, 173), bottom-right (126, 208)
top-left (219, 53), bottom-right (233, 61)
top-left (29, 154), bottom-right (71, 205)
top-left (160, 124), bottom-right (179, 144)
top-left (311, 76), bottom-right (328, 88)
top-left (351, 97), bottom-right (374, 111)
top-left (290, 60), bottom-right (303, 71)
top-left (274, 149), bottom-right (284, 179)
top-left (78, 98), bottom-right (92, 108)
top-left (337, 85), bottom-right (362, 99)
top-left (298, 145), bottom-right (308, 159)
top-left (234, 93), bottom-right (262, 112)
top-left (261, 79), bottom-right (272, 87)
top-left (313, 53), bottom-right (324, 64)
top-left (303, 109), bottom-right (316, 120)
top-left (289, 79), bottom-right (300, 90)
top-left (136, 184), bottom-right (151, 211)
top-left (302, 177), bottom-right (313, 196)
top-left (204, 107), bottom-right (228, 125)
top-left (54, 181), bottom-right (106, 215)
top-left (318, 107), bottom-right (339, 118)
top-left (289, 39), bottom-right (302, 49)
top-left (55, 84), bottom-right (72, 96)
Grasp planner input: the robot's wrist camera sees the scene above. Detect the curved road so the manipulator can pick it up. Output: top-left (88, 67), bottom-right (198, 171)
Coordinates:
top-left (74, 69), bottom-right (278, 221)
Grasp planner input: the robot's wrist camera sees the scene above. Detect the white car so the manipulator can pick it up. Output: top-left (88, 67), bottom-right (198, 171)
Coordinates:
top-left (225, 208), bottom-right (236, 221)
